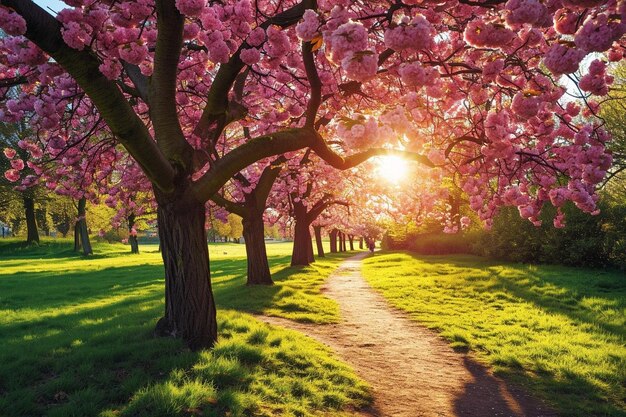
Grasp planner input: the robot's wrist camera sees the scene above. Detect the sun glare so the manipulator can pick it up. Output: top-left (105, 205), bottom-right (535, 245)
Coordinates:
top-left (375, 155), bottom-right (409, 184)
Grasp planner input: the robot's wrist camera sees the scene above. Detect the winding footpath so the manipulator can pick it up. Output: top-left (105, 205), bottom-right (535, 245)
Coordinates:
top-left (261, 252), bottom-right (556, 417)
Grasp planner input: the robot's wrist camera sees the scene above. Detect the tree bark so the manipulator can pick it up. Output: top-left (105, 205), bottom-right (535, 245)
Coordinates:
top-left (313, 225), bottom-right (325, 257)
top-left (339, 232), bottom-right (346, 252)
top-left (154, 190), bottom-right (217, 350)
top-left (359, 237), bottom-right (364, 249)
top-left (329, 228), bottom-right (338, 253)
top-left (291, 203), bottom-right (314, 266)
top-left (348, 234), bottom-right (354, 251)
top-left (73, 198), bottom-right (93, 255)
top-left (128, 214), bottom-right (139, 254)
top-left (24, 196), bottom-right (39, 244)
top-left (242, 210), bottom-right (273, 285)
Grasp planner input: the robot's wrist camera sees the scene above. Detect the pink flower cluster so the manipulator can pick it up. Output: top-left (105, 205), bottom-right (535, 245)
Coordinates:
top-left (579, 59), bottom-right (612, 95)
top-left (399, 62), bottom-right (439, 88)
top-left (175, 0), bottom-right (206, 17)
top-left (464, 20), bottom-right (516, 48)
top-left (326, 21), bottom-right (368, 63)
top-left (341, 50), bottom-right (378, 82)
top-left (0, 7), bottom-right (27, 36)
top-left (383, 15), bottom-right (433, 51)
top-left (543, 43), bottom-right (586, 75)
top-left (511, 92), bottom-right (541, 120)
top-left (266, 26), bottom-right (291, 58)
top-left (296, 10), bottom-right (320, 41)
top-left (575, 13), bottom-right (626, 53)
top-left (504, 0), bottom-right (547, 26)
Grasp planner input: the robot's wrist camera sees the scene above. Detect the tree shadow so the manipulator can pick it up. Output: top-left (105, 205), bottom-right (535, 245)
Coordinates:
top-left (0, 249), bottom-right (368, 416)
top-left (453, 356), bottom-right (557, 417)
top-left (400, 252), bottom-right (626, 417)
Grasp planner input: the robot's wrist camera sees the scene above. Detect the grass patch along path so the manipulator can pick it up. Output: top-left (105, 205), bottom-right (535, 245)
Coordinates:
top-left (361, 252), bottom-right (626, 417)
top-left (0, 240), bottom-right (369, 417)
top-left (261, 252), bottom-right (555, 417)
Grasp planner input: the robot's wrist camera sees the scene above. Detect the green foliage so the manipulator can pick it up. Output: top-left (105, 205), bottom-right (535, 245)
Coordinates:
top-left (385, 196), bottom-right (626, 268)
top-left (474, 201), bottom-right (626, 268)
top-left (382, 231), bottom-right (478, 255)
top-left (0, 241), bottom-right (370, 417)
top-left (362, 252), bottom-right (626, 417)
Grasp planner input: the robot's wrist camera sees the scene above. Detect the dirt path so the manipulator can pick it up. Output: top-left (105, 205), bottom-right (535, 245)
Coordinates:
top-left (260, 252), bottom-right (556, 417)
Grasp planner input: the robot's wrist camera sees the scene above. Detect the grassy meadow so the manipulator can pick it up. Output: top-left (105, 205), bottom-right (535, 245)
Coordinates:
top-left (361, 252), bottom-right (626, 417)
top-left (0, 239), bottom-right (369, 417)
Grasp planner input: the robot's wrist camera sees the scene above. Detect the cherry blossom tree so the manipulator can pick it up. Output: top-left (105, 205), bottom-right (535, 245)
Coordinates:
top-left (211, 156), bottom-right (285, 285)
top-left (1, 0), bottom-right (624, 349)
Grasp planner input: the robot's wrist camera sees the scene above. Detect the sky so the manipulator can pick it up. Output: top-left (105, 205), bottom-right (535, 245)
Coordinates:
top-left (33, 0), bottom-right (66, 14)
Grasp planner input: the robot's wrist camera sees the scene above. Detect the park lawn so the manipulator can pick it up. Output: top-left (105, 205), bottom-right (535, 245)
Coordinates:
top-left (361, 251), bottom-right (626, 417)
top-left (0, 239), bottom-right (369, 417)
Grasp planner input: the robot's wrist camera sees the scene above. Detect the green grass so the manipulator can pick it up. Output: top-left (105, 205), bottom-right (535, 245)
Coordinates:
top-left (361, 251), bottom-right (626, 417)
top-left (0, 239), bottom-right (369, 417)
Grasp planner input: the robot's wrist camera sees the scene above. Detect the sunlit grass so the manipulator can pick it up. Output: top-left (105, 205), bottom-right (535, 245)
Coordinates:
top-left (0, 239), bottom-right (369, 417)
top-left (362, 252), bottom-right (626, 417)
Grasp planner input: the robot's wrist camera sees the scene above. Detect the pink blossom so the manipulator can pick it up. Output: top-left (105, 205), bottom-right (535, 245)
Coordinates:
top-left (427, 149), bottom-right (446, 165)
top-left (399, 62), bottom-right (438, 88)
top-left (341, 50), bottom-right (378, 82)
top-left (266, 26), bottom-right (291, 58)
top-left (553, 210), bottom-right (566, 228)
top-left (4, 169), bottom-right (20, 182)
top-left (99, 60), bottom-right (123, 80)
top-left (384, 16), bottom-right (433, 51)
top-left (553, 9), bottom-right (579, 35)
top-left (575, 14), bottom-right (626, 53)
top-left (511, 92), bottom-right (541, 119)
top-left (240, 47), bottom-right (260, 65)
top-left (505, 0), bottom-right (546, 26)
top-left (296, 10), bottom-right (320, 41)
top-left (10, 159), bottom-right (24, 171)
top-left (327, 21), bottom-right (368, 63)
top-left (464, 20), bottom-right (516, 48)
top-left (175, 0), bottom-right (206, 16)
top-left (247, 27), bottom-right (266, 47)
top-left (543, 43), bottom-right (586, 75)
top-left (3, 148), bottom-right (16, 159)
top-left (0, 8), bottom-right (27, 36)
top-left (119, 41), bottom-right (148, 65)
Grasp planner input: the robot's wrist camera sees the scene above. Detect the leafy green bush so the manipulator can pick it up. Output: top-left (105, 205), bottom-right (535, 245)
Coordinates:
top-left (473, 201), bottom-right (626, 268)
top-left (383, 231), bottom-right (478, 255)
top-left (386, 198), bottom-right (626, 269)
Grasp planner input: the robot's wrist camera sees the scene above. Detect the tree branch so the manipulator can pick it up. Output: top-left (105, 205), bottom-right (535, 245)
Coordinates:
top-left (255, 156), bottom-right (286, 206)
top-left (192, 128), bottom-right (317, 202)
top-left (310, 135), bottom-right (435, 169)
top-left (211, 193), bottom-right (247, 217)
top-left (193, 0), bottom-right (314, 140)
top-left (150, 0), bottom-right (194, 168)
top-left (3, 0), bottom-right (176, 192)
top-left (122, 61), bottom-right (149, 103)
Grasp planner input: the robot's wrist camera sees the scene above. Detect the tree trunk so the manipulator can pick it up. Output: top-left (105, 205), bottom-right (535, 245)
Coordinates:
top-left (348, 234), bottom-right (354, 251)
top-left (154, 190), bottom-right (217, 350)
top-left (329, 228), bottom-right (338, 253)
top-left (313, 225), bottom-right (325, 257)
top-left (74, 224), bottom-right (81, 252)
top-left (291, 204), bottom-right (314, 266)
top-left (340, 232), bottom-right (346, 252)
top-left (359, 237), bottom-right (364, 249)
top-left (242, 210), bottom-right (273, 285)
top-left (24, 196), bottom-right (39, 244)
top-left (128, 214), bottom-right (139, 254)
top-left (74, 198), bottom-right (93, 255)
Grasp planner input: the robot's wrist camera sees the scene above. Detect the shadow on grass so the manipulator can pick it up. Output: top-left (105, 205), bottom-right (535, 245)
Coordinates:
top-left (0, 249), bottom-right (368, 417)
top-left (453, 356), bottom-right (557, 417)
top-left (397, 251), bottom-right (626, 417)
